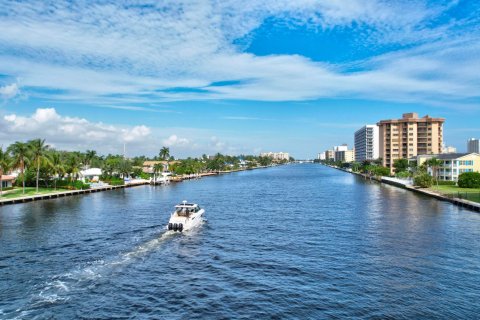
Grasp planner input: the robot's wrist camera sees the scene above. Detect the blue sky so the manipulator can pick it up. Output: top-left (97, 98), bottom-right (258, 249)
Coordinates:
top-left (0, 0), bottom-right (479, 158)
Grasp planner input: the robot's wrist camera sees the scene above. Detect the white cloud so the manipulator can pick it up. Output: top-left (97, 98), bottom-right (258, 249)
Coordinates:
top-left (1, 107), bottom-right (153, 153)
top-left (0, 1), bottom-right (478, 107)
top-left (0, 83), bottom-right (20, 100)
top-left (162, 134), bottom-right (190, 147)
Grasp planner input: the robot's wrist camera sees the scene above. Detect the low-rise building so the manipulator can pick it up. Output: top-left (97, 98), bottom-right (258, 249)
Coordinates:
top-left (143, 160), bottom-right (177, 173)
top-left (1, 175), bottom-right (14, 189)
top-left (416, 153), bottom-right (480, 181)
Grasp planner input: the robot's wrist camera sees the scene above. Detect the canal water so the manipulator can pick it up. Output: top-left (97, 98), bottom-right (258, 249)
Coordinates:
top-left (1, 164), bottom-right (479, 319)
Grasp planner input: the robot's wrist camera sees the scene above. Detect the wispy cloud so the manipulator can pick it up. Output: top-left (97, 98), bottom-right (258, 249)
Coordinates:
top-left (0, 0), bottom-right (478, 107)
top-left (0, 83), bottom-right (20, 100)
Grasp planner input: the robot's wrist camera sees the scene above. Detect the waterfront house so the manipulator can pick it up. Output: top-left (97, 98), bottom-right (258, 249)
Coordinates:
top-left (416, 153), bottom-right (480, 181)
top-left (1, 175), bottom-right (15, 189)
top-left (79, 168), bottom-right (102, 182)
top-left (142, 160), bottom-right (179, 174)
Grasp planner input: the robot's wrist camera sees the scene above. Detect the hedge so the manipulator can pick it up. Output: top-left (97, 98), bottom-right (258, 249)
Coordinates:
top-left (458, 172), bottom-right (480, 188)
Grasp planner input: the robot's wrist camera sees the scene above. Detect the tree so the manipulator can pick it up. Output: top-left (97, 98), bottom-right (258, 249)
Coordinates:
top-left (29, 139), bottom-right (51, 193)
top-left (159, 147), bottom-right (170, 161)
top-left (425, 157), bottom-right (442, 186)
top-left (66, 154), bottom-right (81, 181)
top-left (8, 141), bottom-right (30, 194)
top-left (0, 147), bottom-right (11, 197)
top-left (393, 158), bottom-right (409, 174)
top-left (153, 162), bottom-right (163, 182)
top-left (50, 152), bottom-right (65, 190)
top-left (414, 173), bottom-right (434, 188)
top-left (84, 150), bottom-right (97, 169)
top-left (458, 172), bottom-right (480, 188)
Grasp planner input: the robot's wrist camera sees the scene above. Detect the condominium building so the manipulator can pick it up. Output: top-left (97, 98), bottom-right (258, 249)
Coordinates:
top-left (354, 125), bottom-right (379, 162)
top-left (442, 145), bottom-right (457, 154)
top-left (468, 138), bottom-right (479, 153)
top-left (260, 152), bottom-right (290, 161)
top-left (417, 153), bottom-right (480, 181)
top-left (325, 150), bottom-right (334, 161)
top-left (318, 153), bottom-right (326, 161)
top-left (377, 113), bottom-right (445, 171)
top-left (335, 149), bottom-right (355, 163)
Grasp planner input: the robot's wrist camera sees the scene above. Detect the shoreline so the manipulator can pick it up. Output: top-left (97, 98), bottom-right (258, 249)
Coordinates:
top-left (323, 164), bottom-right (480, 213)
top-left (0, 164), bottom-right (279, 207)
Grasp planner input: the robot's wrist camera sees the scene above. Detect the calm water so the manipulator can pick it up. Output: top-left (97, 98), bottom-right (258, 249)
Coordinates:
top-left (1, 164), bottom-right (479, 319)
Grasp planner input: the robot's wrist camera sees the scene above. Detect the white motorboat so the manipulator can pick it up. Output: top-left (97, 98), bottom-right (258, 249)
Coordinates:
top-left (167, 201), bottom-right (205, 232)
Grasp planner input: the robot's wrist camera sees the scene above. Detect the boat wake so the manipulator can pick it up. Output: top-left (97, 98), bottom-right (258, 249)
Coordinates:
top-left (15, 230), bottom-right (177, 318)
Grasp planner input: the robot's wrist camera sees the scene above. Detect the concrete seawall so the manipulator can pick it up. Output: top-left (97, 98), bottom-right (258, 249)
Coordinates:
top-left (325, 164), bottom-right (480, 213)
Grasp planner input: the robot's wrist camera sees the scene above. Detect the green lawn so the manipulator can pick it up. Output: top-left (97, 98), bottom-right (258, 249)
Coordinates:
top-left (0, 187), bottom-right (63, 199)
top-left (430, 185), bottom-right (480, 203)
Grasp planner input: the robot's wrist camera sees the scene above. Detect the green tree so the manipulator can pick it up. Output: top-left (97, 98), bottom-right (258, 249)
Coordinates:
top-left (0, 147), bottom-right (11, 197)
top-left (29, 139), bottom-right (51, 193)
top-left (425, 157), bottom-right (443, 186)
top-left (159, 147), bottom-right (170, 161)
top-left (66, 154), bottom-right (81, 182)
top-left (393, 158), bottom-right (409, 174)
top-left (8, 141), bottom-right (30, 194)
top-left (458, 172), bottom-right (480, 188)
top-left (84, 150), bottom-right (97, 169)
top-left (414, 173), bottom-right (434, 188)
top-left (50, 152), bottom-right (65, 190)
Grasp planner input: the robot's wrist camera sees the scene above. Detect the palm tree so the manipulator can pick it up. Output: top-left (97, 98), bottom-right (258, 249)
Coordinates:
top-left (153, 162), bottom-right (163, 183)
top-left (29, 139), bottom-right (51, 193)
top-left (66, 154), bottom-right (81, 182)
top-left (426, 157), bottom-right (443, 187)
top-left (0, 147), bottom-right (11, 197)
top-left (8, 141), bottom-right (30, 194)
top-left (50, 152), bottom-right (65, 190)
top-left (84, 150), bottom-right (97, 169)
top-left (159, 147), bottom-right (170, 161)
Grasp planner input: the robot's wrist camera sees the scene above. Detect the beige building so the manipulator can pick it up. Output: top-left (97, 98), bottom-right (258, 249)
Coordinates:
top-left (260, 152), bottom-right (290, 161)
top-left (417, 153), bottom-right (480, 181)
top-left (325, 150), bottom-right (334, 161)
top-left (335, 149), bottom-right (355, 163)
top-left (378, 113), bottom-right (445, 171)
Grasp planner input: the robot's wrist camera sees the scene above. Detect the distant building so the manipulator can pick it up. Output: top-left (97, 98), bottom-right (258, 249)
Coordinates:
top-left (318, 152), bottom-right (326, 161)
top-left (325, 150), bottom-right (334, 161)
top-left (378, 112), bottom-right (445, 172)
top-left (468, 138), bottom-right (479, 153)
top-left (260, 152), bottom-right (290, 161)
top-left (354, 125), bottom-right (379, 162)
top-left (442, 145), bottom-right (457, 154)
top-left (416, 153), bottom-right (480, 181)
top-left (335, 149), bottom-right (355, 163)
top-left (143, 160), bottom-right (178, 173)
top-left (333, 144), bottom-right (348, 152)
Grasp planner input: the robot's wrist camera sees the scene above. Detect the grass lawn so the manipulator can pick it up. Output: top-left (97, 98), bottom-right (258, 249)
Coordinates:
top-left (430, 185), bottom-right (480, 203)
top-left (0, 187), bottom-right (63, 199)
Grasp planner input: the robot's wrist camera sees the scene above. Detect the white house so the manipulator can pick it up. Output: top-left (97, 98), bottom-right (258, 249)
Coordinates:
top-left (79, 168), bottom-right (102, 182)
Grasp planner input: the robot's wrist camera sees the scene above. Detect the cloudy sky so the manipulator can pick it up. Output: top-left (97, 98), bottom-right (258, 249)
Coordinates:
top-left (1, 0), bottom-right (479, 158)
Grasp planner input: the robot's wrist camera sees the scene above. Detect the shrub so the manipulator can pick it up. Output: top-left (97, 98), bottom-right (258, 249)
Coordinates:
top-left (56, 179), bottom-right (90, 190)
top-left (414, 173), bottom-right (434, 188)
top-left (372, 166), bottom-right (391, 177)
top-left (458, 172), bottom-right (480, 188)
top-left (396, 171), bottom-right (411, 178)
top-left (103, 177), bottom-right (124, 186)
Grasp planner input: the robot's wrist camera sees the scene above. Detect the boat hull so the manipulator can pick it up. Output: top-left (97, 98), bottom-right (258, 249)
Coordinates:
top-left (167, 209), bottom-right (205, 232)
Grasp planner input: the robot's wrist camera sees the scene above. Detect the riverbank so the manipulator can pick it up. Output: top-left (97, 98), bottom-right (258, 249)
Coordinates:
top-left (0, 164), bottom-right (279, 207)
top-left (323, 164), bottom-right (480, 213)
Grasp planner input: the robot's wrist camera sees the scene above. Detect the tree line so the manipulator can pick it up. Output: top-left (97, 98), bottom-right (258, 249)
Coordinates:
top-left (0, 139), bottom-right (289, 196)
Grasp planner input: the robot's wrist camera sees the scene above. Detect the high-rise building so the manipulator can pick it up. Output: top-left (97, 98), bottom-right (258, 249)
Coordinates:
top-left (335, 149), bottom-right (355, 163)
top-left (377, 113), bottom-right (445, 171)
top-left (354, 125), bottom-right (379, 162)
top-left (318, 152), bottom-right (326, 161)
top-left (467, 138), bottom-right (479, 153)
